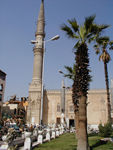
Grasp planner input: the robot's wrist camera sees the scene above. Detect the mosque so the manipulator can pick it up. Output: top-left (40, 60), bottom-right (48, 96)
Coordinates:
top-left (26, 0), bottom-right (113, 127)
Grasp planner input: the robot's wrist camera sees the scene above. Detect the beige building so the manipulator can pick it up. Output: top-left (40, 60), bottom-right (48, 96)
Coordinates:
top-left (42, 88), bottom-right (112, 128)
top-left (2, 96), bottom-right (27, 119)
top-left (26, 0), bottom-right (113, 127)
top-left (0, 70), bottom-right (6, 119)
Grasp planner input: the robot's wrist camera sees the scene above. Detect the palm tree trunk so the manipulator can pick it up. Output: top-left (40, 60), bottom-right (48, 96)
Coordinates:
top-left (73, 43), bottom-right (90, 150)
top-left (104, 62), bottom-right (111, 123)
top-left (75, 106), bottom-right (79, 138)
top-left (77, 95), bottom-right (88, 150)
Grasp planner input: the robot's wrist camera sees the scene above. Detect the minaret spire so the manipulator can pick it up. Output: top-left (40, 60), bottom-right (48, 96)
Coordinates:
top-left (36, 0), bottom-right (45, 36)
top-left (32, 0), bottom-right (45, 81)
top-left (27, 0), bottom-right (45, 125)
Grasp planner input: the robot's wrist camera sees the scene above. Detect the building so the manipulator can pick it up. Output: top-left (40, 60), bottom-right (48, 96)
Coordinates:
top-left (42, 88), bottom-right (111, 128)
top-left (0, 70), bottom-right (6, 119)
top-left (2, 96), bottom-right (28, 120)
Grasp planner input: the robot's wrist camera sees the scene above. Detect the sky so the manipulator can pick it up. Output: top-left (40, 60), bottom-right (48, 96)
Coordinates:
top-left (0, 0), bottom-right (113, 101)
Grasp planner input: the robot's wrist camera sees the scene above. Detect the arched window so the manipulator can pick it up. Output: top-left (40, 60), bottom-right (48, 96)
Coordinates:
top-left (70, 105), bottom-right (74, 112)
top-left (57, 104), bottom-right (60, 112)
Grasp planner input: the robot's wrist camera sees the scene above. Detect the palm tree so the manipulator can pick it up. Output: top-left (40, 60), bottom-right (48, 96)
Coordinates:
top-left (62, 64), bottom-right (92, 140)
top-left (63, 64), bottom-right (91, 139)
top-left (61, 15), bottom-right (109, 150)
top-left (94, 36), bottom-right (113, 123)
top-left (59, 65), bottom-right (80, 138)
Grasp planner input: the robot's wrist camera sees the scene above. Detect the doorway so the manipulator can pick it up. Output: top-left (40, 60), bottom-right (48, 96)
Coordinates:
top-left (56, 117), bottom-right (61, 124)
top-left (69, 119), bottom-right (74, 127)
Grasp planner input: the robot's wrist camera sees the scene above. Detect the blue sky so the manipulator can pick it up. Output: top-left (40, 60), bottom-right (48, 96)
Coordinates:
top-left (0, 0), bottom-right (113, 101)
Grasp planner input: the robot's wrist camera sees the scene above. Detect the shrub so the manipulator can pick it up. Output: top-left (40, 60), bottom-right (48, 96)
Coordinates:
top-left (98, 122), bottom-right (112, 137)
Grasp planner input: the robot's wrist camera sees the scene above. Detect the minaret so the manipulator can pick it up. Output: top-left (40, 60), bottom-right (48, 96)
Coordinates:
top-left (61, 80), bottom-right (65, 125)
top-left (27, 0), bottom-right (45, 125)
top-left (61, 80), bottom-right (65, 113)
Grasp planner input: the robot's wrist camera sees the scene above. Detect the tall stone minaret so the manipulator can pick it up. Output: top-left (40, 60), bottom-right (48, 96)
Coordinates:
top-left (61, 80), bottom-right (65, 113)
top-left (27, 0), bottom-right (45, 125)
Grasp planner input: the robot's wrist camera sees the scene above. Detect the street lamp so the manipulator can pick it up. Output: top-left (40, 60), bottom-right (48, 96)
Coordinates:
top-left (31, 35), bottom-right (60, 125)
top-left (58, 70), bottom-right (63, 74)
top-left (59, 70), bottom-right (70, 128)
top-left (40, 35), bottom-right (60, 125)
top-left (31, 35), bottom-right (60, 44)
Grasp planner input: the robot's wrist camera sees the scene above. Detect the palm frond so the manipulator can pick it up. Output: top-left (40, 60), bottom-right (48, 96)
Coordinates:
top-left (84, 15), bottom-right (96, 31)
top-left (61, 24), bottom-right (75, 38)
top-left (73, 64), bottom-right (76, 75)
top-left (98, 24), bottom-right (110, 31)
top-left (90, 24), bottom-right (99, 34)
top-left (88, 36), bottom-right (96, 43)
top-left (73, 41), bottom-right (80, 49)
top-left (64, 74), bottom-right (73, 80)
top-left (64, 65), bottom-right (76, 81)
top-left (94, 44), bottom-right (100, 54)
top-left (94, 44), bottom-right (99, 48)
top-left (68, 18), bottom-right (79, 33)
top-left (99, 51), bottom-right (111, 63)
top-left (97, 36), bottom-right (109, 42)
top-left (86, 33), bottom-right (93, 39)
top-left (90, 24), bottom-right (109, 37)
top-left (64, 66), bottom-right (73, 73)
top-left (96, 36), bottom-right (110, 46)
top-left (79, 26), bottom-right (86, 42)
top-left (109, 46), bottom-right (113, 50)
top-left (109, 40), bottom-right (113, 45)
top-left (109, 40), bottom-right (113, 50)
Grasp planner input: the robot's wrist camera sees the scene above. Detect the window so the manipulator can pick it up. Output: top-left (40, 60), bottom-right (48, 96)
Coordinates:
top-left (70, 105), bottom-right (74, 112)
top-left (57, 104), bottom-right (60, 112)
top-left (0, 76), bottom-right (5, 80)
top-left (0, 94), bottom-right (2, 101)
top-left (0, 84), bottom-right (3, 91)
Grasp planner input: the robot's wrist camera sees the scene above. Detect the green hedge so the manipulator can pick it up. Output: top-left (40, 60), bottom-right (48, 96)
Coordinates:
top-left (98, 122), bottom-right (112, 137)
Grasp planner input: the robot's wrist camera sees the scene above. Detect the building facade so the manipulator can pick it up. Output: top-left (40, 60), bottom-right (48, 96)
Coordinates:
top-left (0, 70), bottom-right (6, 119)
top-left (2, 97), bottom-right (28, 120)
top-left (42, 88), bottom-right (110, 128)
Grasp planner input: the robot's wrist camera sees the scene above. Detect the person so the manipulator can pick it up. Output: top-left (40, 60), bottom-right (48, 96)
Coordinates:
top-left (30, 124), bottom-right (33, 132)
top-left (34, 124), bottom-right (36, 128)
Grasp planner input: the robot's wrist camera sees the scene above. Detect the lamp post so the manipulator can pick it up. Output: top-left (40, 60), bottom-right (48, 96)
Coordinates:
top-left (59, 70), bottom-right (70, 128)
top-left (31, 35), bottom-right (60, 125)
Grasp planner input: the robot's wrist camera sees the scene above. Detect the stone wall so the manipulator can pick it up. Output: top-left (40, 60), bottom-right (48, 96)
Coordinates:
top-left (43, 89), bottom-right (110, 126)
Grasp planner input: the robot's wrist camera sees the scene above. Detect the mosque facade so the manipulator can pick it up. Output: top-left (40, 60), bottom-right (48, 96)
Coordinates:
top-left (26, 0), bottom-right (113, 127)
top-left (42, 88), bottom-right (112, 128)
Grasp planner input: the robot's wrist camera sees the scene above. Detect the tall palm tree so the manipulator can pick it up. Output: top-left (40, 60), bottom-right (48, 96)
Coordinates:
top-left (61, 15), bottom-right (109, 150)
top-left (62, 64), bottom-right (92, 139)
top-left (94, 36), bottom-right (113, 123)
